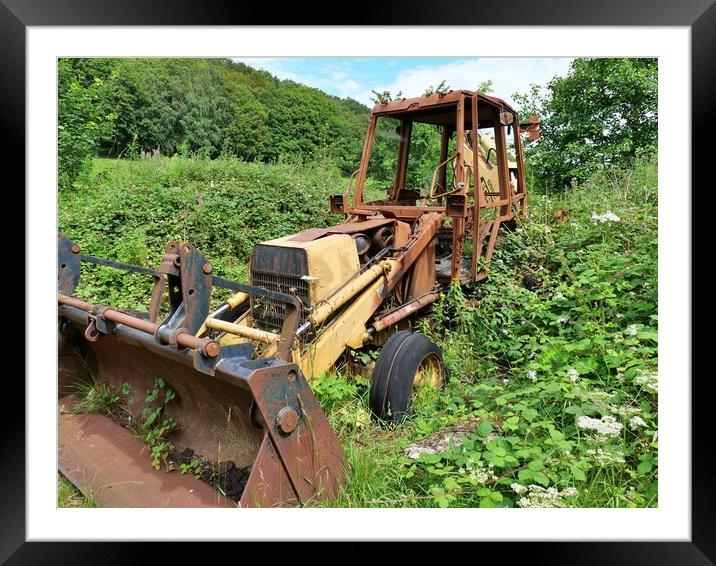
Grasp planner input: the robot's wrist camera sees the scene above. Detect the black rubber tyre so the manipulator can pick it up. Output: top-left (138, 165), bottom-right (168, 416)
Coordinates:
top-left (369, 331), bottom-right (446, 424)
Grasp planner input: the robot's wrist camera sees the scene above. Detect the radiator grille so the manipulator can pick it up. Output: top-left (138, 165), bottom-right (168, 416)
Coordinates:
top-left (250, 269), bottom-right (309, 332)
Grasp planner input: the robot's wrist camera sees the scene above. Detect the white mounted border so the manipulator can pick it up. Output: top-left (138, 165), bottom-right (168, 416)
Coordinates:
top-left (27, 26), bottom-right (689, 541)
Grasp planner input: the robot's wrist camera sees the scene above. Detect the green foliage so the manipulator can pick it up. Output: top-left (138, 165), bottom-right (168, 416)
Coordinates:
top-left (58, 473), bottom-right (101, 508)
top-left (423, 80), bottom-right (450, 97)
top-left (513, 58), bottom-right (657, 190)
top-left (57, 58), bottom-right (503, 189)
top-left (58, 58), bottom-right (372, 177)
top-left (476, 79), bottom-right (494, 94)
top-left (70, 372), bottom-right (178, 473)
top-left (59, 156), bottom-right (344, 310)
top-left (312, 373), bottom-right (372, 436)
top-left (58, 59), bottom-right (116, 190)
top-left (135, 378), bottom-right (178, 471)
top-left (72, 379), bottom-right (123, 415)
top-left (180, 458), bottom-right (204, 479)
top-left (369, 90), bottom-right (403, 104)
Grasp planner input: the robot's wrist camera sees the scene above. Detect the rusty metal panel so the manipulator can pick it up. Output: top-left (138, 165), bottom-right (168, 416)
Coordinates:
top-left (59, 407), bottom-right (235, 508)
top-left (242, 363), bottom-right (344, 504)
top-left (239, 435), bottom-right (299, 507)
top-left (406, 239), bottom-right (436, 301)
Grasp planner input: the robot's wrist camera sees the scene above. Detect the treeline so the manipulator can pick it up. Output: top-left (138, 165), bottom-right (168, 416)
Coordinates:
top-left (58, 58), bottom-right (372, 189)
top-left (514, 58), bottom-right (658, 190)
top-left (58, 57), bottom-right (658, 193)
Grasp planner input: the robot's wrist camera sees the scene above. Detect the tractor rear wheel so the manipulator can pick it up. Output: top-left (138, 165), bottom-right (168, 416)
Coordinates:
top-left (369, 331), bottom-right (447, 424)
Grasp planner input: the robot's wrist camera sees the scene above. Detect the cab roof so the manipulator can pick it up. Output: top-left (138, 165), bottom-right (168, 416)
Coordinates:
top-left (370, 89), bottom-right (517, 128)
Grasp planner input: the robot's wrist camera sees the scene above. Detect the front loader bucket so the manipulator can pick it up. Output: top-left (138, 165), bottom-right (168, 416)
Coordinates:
top-left (57, 235), bottom-right (345, 508)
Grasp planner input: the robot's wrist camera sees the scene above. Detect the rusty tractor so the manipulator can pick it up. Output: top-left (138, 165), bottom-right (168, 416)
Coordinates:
top-left (58, 89), bottom-right (538, 508)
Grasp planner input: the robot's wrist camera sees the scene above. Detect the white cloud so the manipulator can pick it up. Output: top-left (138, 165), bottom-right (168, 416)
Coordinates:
top-left (357, 58), bottom-right (573, 108)
top-left (233, 57), bottom-right (574, 110)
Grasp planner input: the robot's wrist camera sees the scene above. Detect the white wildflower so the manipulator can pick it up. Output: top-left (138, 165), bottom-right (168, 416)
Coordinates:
top-left (591, 210), bottom-right (621, 223)
top-left (626, 324), bottom-right (638, 337)
top-left (502, 378), bottom-right (510, 385)
top-left (611, 404), bottom-right (640, 417)
top-left (526, 370), bottom-right (537, 382)
top-left (616, 313), bottom-right (624, 319)
top-left (557, 316), bottom-right (569, 324)
top-left (635, 369), bottom-right (658, 393)
top-left (515, 485), bottom-right (578, 508)
top-left (461, 460), bottom-right (498, 485)
top-left (544, 226), bottom-right (552, 234)
top-left (210, 180), bottom-right (215, 188)
top-left (553, 292), bottom-right (565, 300)
top-left (585, 447), bottom-right (625, 466)
top-left (576, 415), bottom-right (623, 437)
top-left (511, 483), bottom-right (527, 495)
top-left (567, 368), bottom-right (579, 384)
top-left (629, 416), bottom-right (647, 430)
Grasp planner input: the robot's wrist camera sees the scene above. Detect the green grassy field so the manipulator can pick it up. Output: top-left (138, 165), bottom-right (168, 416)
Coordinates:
top-left (59, 155), bottom-right (657, 508)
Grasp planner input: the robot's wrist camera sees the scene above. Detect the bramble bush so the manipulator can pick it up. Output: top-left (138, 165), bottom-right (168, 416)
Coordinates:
top-left (58, 156), bottom-right (343, 310)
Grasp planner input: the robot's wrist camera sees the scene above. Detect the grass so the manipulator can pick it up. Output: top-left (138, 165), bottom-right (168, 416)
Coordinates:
top-left (58, 155), bottom-right (658, 508)
top-left (57, 473), bottom-right (100, 508)
top-left (71, 379), bottom-right (123, 415)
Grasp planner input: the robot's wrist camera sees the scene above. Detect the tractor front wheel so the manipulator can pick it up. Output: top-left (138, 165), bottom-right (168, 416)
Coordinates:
top-left (368, 331), bottom-right (447, 424)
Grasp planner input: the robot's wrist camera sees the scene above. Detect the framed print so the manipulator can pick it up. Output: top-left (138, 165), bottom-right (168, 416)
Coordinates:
top-left (6, 0), bottom-right (713, 561)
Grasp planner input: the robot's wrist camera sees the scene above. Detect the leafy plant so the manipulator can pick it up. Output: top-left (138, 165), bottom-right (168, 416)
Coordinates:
top-left (423, 80), bottom-right (450, 97)
top-left (369, 90), bottom-right (403, 104)
top-left (136, 377), bottom-right (178, 470)
top-left (180, 457), bottom-right (204, 479)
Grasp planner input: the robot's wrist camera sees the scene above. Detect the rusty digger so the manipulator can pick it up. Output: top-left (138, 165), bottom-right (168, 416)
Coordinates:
top-left (58, 89), bottom-right (538, 507)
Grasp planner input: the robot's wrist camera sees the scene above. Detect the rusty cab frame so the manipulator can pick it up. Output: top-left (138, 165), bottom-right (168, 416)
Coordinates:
top-left (332, 90), bottom-right (538, 284)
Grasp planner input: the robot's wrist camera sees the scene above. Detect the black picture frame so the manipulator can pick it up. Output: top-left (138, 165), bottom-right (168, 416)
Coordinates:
top-left (6, 0), bottom-right (711, 562)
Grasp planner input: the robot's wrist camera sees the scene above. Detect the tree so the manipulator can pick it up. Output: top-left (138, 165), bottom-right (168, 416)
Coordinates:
top-left (476, 79), bottom-right (494, 94)
top-left (513, 58), bottom-right (657, 190)
top-left (224, 82), bottom-right (269, 160)
top-left (176, 65), bottom-right (231, 157)
top-left (58, 59), bottom-right (116, 190)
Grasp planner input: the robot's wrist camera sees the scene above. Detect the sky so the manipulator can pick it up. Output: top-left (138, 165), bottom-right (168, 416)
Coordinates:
top-left (233, 57), bottom-right (574, 108)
